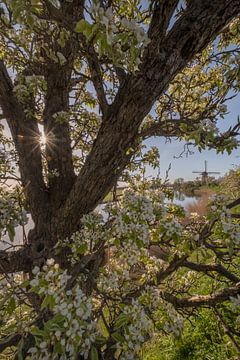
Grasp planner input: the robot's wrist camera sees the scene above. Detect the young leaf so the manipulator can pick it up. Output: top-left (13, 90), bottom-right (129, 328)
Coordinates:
top-left (91, 346), bottom-right (99, 360)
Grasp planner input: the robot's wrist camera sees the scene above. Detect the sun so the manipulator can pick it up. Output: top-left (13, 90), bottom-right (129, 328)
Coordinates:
top-left (38, 125), bottom-right (47, 147)
top-left (40, 132), bottom-right (47, 146)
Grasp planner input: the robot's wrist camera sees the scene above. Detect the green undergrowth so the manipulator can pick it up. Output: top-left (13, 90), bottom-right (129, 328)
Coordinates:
top-left (143, 309), bottom-right (238, 360)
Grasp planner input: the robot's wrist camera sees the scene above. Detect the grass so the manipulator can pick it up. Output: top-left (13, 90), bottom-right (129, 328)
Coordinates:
top-left (143, 308), bottom-right (238, 360)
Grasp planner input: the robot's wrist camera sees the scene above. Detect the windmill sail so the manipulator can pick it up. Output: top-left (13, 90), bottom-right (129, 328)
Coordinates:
top-left (192, 161), bottom-right (220, 183)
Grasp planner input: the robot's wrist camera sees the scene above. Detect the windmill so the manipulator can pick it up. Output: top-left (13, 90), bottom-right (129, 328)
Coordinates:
top-left (193, 160), bottom-right (220, 184)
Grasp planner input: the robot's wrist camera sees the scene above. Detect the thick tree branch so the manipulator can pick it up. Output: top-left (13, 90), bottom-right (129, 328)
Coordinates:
top-left (41, 1), bottom-right (86, 206)
top-left (162, 283), bottom-right (240, 308)
top-left (227, 197), bottom-right (240, 209)
top-left (56, 0), bottom-right (240, 240)
top-left (231, 214), bottom-right (240, 219)
top-left (140, 118), bottom-right (240, 155)
top-left (42, 0), bottom-right (85, 24)
top-left (43, 63), bottom-right (76, 206)
top-left (140, 118), bottom-right (186, 139)
top-left (0, 61), bottom-right (48, 226)
top-left (0, 246), bottom-right (35, 273)
top-left (182, 261), bottom-right (240, 283)
top-left (85, 44), bottom-right (108, 116)
top-left (149, 246), bottom-right (240, 284)
top-left (148, 0), bottom-right (179, 41)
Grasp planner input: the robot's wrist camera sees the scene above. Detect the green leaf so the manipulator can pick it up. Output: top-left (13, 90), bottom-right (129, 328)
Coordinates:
top-left (114, 314), bottom-right (128, 329)
top-left (91, 346), bottom-right (99, 360)
top-left (41, 295), bottom-right (55, 310)
top-left (75, 19), bottom-right (94, 40)
top-left (54, 342), bottom-right (64, 355)
top-left (45, 314), bottom-right (65, 332)
top-left (7, 224), bottom-right (15, 242)
top-left (31, 326), bottom-right (45, 338)
top-left (112, 332), bottom-right (125, 343)
top-left (6, 297), bottom-right (16, 315)
top-left (0, 294), bottom-right (11, 310)
top-left (17, 337), bottom-right (24, 360)
top-left (75, 19), bottom-right (88, 33)
top-left (95, 336), bottom-right (107, 344)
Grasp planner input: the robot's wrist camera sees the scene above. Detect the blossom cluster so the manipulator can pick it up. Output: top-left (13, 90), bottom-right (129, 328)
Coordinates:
top-left (201, 119), bottom-right (219, 134)
top-left (13, 75), bottom-right (45, 103)
top-left (142, 256), bottom-right (166, 282)
top-left (158, 217), bottom-right (183, 241)
top-left (119, 242), bottom-right (148, 267)
top-left (57, 212), bottom-right (104, 265)
top-left (163, 303), bottom-right (184, 338)
top-left (113, 190), bottom-right (155, 246)
top-left (75, 2), bottom-right (150, 71)
top-left (98, 265), bottom-right (131, 296)
top-left (115, 300), bottom-right (153, 360)
top-left (28, 259), bottom-right (98, 360)
top-left (89, 3), bottom-right (149, 47)
top-left (210, 196), bottom-right (240, 247)
top-left (98, 190), bottom-right (183, 298)
top-left (97, 242), bottom-right (143, 297)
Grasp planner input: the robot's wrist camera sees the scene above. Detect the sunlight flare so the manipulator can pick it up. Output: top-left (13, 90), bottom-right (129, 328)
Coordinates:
top-left (38, 124), bottom-right (47, 147)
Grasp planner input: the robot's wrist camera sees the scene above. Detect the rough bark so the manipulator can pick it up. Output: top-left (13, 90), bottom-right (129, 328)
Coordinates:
top-left (42, 1), bottom-right (84, 206)
top-left (43, 64), bottom-right (76, 206)
top-left (148, 0), bottom-right (179, 43)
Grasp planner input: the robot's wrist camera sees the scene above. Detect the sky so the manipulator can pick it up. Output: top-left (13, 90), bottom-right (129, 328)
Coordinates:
top-left (144, 95), bottom-right (240, 182)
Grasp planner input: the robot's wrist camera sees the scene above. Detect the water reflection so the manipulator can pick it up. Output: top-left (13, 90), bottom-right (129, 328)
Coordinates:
top-left (169, 191), bottom-right (199, 209)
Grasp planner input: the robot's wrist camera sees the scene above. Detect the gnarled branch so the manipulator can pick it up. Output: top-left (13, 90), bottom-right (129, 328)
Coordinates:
top-left (162, 283), bottom-right (240, 308)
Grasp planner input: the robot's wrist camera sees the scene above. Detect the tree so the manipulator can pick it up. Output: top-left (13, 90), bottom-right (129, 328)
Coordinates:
top-left (220, 167), bottom-right (240, 199)
top-left (0, 0), bottom-right (240, 359)
top-left (173, 178), bottom-right (184, 188)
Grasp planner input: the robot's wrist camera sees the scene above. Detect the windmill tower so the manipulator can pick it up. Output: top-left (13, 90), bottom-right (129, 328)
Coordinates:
top-left (193, 160), bottom-right (220, 184)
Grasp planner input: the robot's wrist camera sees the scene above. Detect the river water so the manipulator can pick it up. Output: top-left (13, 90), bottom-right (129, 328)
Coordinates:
top-left (169, 191), bottom-right (199, 209)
